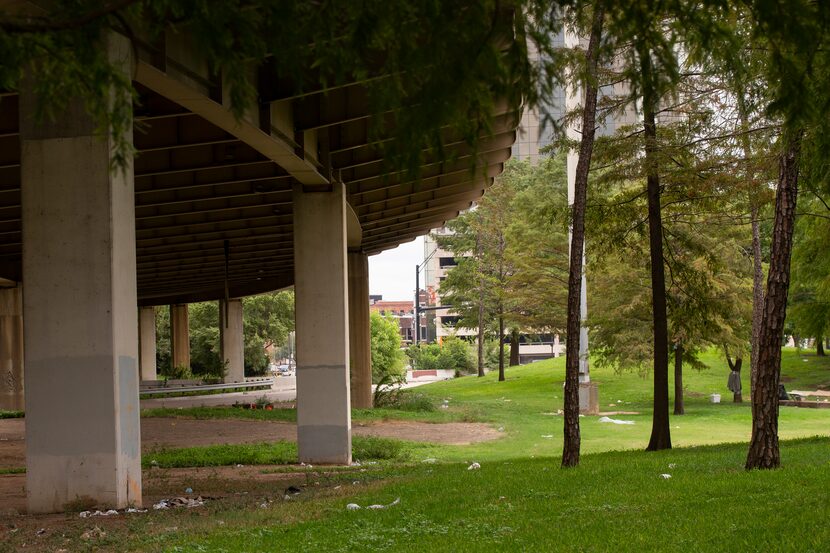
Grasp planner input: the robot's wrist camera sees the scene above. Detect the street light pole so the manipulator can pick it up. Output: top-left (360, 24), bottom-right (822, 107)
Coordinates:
top-left (414, 263), bottom-right (420, 345)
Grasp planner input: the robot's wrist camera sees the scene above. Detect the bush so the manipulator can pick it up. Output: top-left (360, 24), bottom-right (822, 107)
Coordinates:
top-left (392, 393), bottom-right (436, 412)
top-left (407, 338), bottom-right (474, 374)
top-left (442, 337), bottom-right (476, 373)
top-left (160, 364), bottom-right (193, 380)
top-left (370, 312), bottom-right (406, 383)
top-left (352, 436), bottom-right (407, 461)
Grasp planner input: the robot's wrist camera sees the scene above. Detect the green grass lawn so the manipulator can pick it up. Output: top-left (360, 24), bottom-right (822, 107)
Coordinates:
top-left (134, 437), bottom-right (830, 552)
top-left (409, 347), bottom-right (830, 462)
top-left (16, 347), bottom-right (828, 552)
top-left (139, 348), bottom-right (830, 467)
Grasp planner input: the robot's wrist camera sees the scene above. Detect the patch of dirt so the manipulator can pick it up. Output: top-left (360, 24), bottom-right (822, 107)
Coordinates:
top-left (0, 417), bottom-right (501, 468)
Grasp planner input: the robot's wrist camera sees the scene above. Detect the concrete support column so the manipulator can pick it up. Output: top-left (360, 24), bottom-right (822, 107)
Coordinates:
top-left (170, 304), bottom-right (190, 370)
top-left (20, 32), bottom-right (141, 513)
top-left (293, 182), bottom-right (351, 464)
top-left (0, 285), bottom-right (24, 411)
top-left (348, 251), bottom-right (372, 409)
top-left (220, 299), bottom-right (244, 383)
top-left (138, 307), bottom-right (157, 381)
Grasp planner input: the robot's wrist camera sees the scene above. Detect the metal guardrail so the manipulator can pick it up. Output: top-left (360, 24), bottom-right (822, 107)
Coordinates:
top-left (139, 378), bottom-right (275, 396)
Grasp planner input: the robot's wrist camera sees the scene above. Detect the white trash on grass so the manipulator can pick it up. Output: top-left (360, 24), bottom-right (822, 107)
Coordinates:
top-left (468, 462), bottom-right (481, 470)
top-left (660, 474), bottom-right (672, 479)
top-left (598, 416), bottom-right (635, 425)
top-left (153, 496), bottom-right (206, 510)
top-left (346, 498), bottom-right (400, 511)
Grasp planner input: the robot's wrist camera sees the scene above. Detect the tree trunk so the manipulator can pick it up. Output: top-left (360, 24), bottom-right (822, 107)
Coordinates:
top-left (737, 88), bottom-right (764, 397)
top-left (476, 234), bottom-right (485, 378)
top-left (750, 205), bottom-right (764, 393)
top-left (562, 5), bottom-right (603, 469)
top-left (477, 302), bottom-right (485, 378)
top-left (641, 48), bottom-right (671, 452)
top-left (817, 337), bottom-right (825, 357)
top-left (673, 343), bottom-right (684, 415)
top-left (746, 132), bottom-right (803, 470)
top-left (509, 329), bottom-right (520, 366)
top-left (498, 315), bottom-right (505, 381)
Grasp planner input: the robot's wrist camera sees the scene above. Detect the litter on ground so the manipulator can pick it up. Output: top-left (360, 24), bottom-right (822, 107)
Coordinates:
top-left (660, 474), bottom-right (672, 479)
top-left (346, 498), bottom-right (400, 511)
top-left (598, 416), bottom-right (635, 425)
top-left (153, 496), bottom-right (206, 510)
top-left (468, 462), bottom-right (481, 470)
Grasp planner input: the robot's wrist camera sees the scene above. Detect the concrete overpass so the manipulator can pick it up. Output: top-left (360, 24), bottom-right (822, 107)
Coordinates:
top-left (0, 29), bottom-right (517, 512)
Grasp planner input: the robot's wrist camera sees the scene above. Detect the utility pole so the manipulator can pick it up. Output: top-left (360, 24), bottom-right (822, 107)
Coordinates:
top-left (414, 264), bottom-right (420, 345)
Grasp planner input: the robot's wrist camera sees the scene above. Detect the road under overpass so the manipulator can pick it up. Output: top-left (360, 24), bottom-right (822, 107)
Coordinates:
top-left (0, 29), bottom-right (517, 513)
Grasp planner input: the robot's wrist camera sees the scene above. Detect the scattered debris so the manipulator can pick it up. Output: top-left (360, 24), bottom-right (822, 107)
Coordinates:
top-left (285, 486), bottom-right (302, 496)
top-left (35, 528), bottom-right (46, 536)
top-left (367, 498), bottom-right (400, 510)
top-left (185, 487), bottom-right (193, 494)
top-left (421, 458), bottom-right (437, 464)
top-left (598, 416), bottom-right (635, 425)
top-left (79, 509), bottom-right (122, 518)
top-left (668, 463), bottom-right (677, 469)
top-left (541, 435), bottom-right (554, 438)
top-left (660, 474), bottom-right (672, 479)
top-left (347, 498), bottom-right (400, 511)
top-left (150, 459), bottom-right (159, 467)
top-left (235, 464), bottom-right (244, 468)
top-left (498, 426), bottom-right (505, 432)
top-left (468, 462), bottom-right (481, 470)
top-left (153, 496), bottom-right (206, 510)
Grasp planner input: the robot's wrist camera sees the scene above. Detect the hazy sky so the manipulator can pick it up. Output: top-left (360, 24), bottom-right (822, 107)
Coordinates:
top-left (368, 235), bottom-right (425, 301)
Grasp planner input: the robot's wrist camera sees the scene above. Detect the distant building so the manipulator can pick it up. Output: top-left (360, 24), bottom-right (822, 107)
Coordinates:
top-left (369, 297), bottom-right (421, 344)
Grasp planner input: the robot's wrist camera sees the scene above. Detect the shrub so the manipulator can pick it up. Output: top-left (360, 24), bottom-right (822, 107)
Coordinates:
top-left (352, 436), bottom-right (407, 461)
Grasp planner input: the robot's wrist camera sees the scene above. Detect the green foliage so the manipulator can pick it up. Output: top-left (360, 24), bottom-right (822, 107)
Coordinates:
top-left (407, 338), bottom-right (474, 374)
top-left (154, 291), bottom-right (294, 379)
top-left (788, 195), bottom-right (830, 344)
top-left (189, 301), bottom-right (223, 378)
top-left (242, 290), bottom-right (295, 376)
top-left (370, 312), bottom-right (405, 384)
top-left (0, 1), bottom-right (560, 176)
top-left (159, 364), bottom-right (194, 380)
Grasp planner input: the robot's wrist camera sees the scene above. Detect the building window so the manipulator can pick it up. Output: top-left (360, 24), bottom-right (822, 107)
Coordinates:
top-left (439, 257), bottom-right (458, 268)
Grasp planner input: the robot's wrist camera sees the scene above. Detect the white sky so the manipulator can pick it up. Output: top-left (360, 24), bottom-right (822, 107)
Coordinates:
top-left (368, 235), bottom-right (424, 301)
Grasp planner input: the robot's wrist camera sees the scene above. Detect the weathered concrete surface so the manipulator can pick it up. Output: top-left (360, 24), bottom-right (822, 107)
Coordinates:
top-left (0, 286), bottom-right (23, 411)
top-left (220, 299), bottom-right (244, 383)
top-left (20, 33), bottom-right (142, 513)
top-left (139, 306), bottom-right (157, 381)
top-left (170, 304), bottom-right (190, 370)
top-left (348, 252), bottom-right (372, 409)
top-left (293, 182), bottom-right (351, 464)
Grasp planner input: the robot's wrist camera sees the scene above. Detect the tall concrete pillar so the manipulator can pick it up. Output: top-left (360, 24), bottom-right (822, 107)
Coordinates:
top-left (293, 182), bottom-right (351, 464)
top-left (348, 251), bottom-right (372, 409)
top-left (220, 299), bottom-right (244, 383)
top-left (0, 285), bottom-right (24, 411)
top-left (20, 33), bottom-right (141, 513)
top-left (138, 306), bottom-right (157, 381)
top-left (170, 304), bottom-right (190, 370)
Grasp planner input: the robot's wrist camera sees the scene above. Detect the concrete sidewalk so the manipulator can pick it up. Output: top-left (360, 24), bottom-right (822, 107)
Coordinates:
top-left (139, 371), bottom-right (455, 410)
